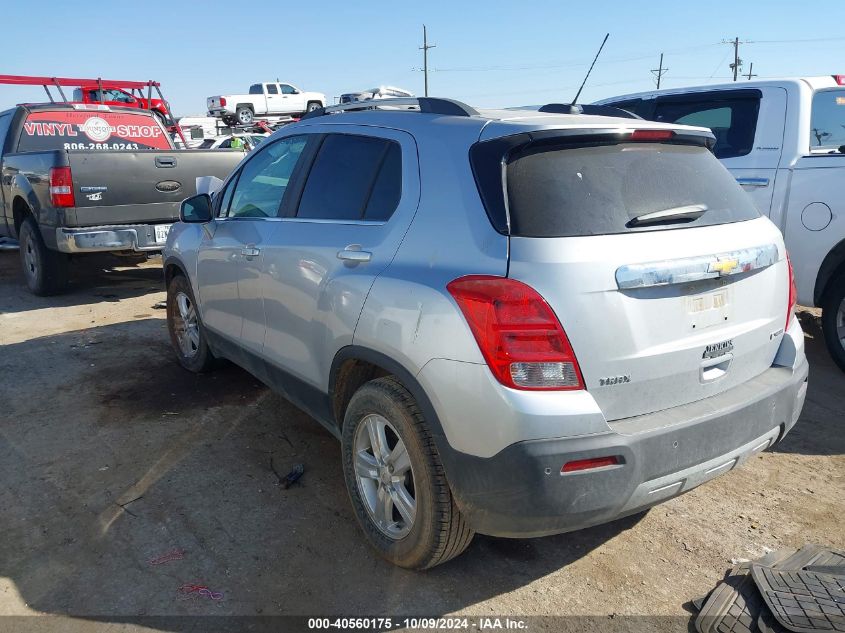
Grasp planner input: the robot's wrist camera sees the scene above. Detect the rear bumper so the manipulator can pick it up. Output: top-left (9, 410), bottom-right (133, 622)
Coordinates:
top-left (440, 357), bottom-right (808, 538)
top-left (55, 224), bottom-right (171, 253)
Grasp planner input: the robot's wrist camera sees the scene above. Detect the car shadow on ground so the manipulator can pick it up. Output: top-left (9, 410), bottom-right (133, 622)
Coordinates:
top-left (0, 251), bottom-right (163, 315)
top-left (0, 317), bottom-right (646, 629)
top-left (771, 310), bottom-right (845, 457)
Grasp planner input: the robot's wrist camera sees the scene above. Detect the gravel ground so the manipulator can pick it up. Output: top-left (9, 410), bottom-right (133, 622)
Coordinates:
top-left (0, 251), bottom-right (842, 632)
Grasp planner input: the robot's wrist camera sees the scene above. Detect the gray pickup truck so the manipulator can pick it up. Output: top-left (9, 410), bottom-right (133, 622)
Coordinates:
top-left (0, 103), bottom-right (243, 294)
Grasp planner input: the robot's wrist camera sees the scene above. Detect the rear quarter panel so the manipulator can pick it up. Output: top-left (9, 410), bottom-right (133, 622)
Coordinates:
top-left (782, 156), bottom-right (845, 305)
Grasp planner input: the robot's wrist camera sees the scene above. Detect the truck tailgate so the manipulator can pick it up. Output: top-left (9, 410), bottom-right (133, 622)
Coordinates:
top-left (64, 149), bottom-right (242, 226)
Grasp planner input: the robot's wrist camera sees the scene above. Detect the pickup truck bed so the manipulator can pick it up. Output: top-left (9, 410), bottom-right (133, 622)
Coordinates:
top-left (0, 103), bottom-right (243, 294)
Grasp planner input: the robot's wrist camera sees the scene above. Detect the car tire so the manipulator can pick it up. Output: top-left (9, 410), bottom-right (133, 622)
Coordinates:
top-left (341, 376), bottom-right (474, 569)
top-left (18, 216), bottom-right (68, 296)
top-left (821, 270), bottom-right (845, 373)
top-left (166, 273), bottom-right (217, 373)
top-left (306, 101), bottom-right (322, 113)
top-left (236, 106), bottom-right (254, 125)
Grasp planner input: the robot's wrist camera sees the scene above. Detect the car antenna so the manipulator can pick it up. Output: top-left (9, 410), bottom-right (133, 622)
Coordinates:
top-left (571, 33), bottom-right (609, 105)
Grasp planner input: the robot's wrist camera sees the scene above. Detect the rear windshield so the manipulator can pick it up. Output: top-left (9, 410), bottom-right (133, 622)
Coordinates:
top-left (17, 110), bottom-right (172, 152)
top-left (505, 142), bottom-right (759, 237)
top-left (810, 89), bottom-right (845, 152)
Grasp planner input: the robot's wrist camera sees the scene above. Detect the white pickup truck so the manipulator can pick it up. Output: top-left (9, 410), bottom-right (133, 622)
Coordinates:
top-left (207, 82), bottom-right (326, 125)
top-left (598, 76), bottom-right (845, 371)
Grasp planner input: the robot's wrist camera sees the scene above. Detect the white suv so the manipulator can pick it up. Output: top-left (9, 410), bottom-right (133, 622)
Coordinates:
top-left (164, 98), bottom-right (808, 568)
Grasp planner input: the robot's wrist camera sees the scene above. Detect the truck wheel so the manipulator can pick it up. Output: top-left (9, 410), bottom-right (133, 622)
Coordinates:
top-left (236, 107), bottom-right (254, 125)
top-left (341, 376), bottom-right (474, 569)
top-left (821, 271), bottom-right (845, 372)
top-left (222, 115), bottom-right (237, 126)
top-left (18, 216), bottom-right (68, 296)
top-left (166, 274), bottom-right (217, 373)
top-left (306, 101), bottom-right (322, 113)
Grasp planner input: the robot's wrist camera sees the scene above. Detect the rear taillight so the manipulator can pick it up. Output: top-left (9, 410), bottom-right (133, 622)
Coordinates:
top-left (630, 129), bottom-right (675, 141)
top-left (833, 75), bottom-right (845, 86)
top-left (446, 275), bottom-right (584, 391)
top-left (219, 97), bottom-right (227, 107)
top-left (49, 167), bottom-right (75, 208)
top-left (786, 253), bottom-right (797, 329)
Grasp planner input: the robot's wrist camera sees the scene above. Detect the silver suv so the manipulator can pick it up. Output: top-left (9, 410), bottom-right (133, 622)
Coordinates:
top-left (164, 98), bottom-right (808, 569)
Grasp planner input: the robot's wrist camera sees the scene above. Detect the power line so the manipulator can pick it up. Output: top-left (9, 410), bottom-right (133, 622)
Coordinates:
top-left (651, 53), bottom-right (668, 89)
top-left (745, 62), bottom-right (758, 80)
top-left (722, 36), bottom-right (752, 81)
top-left (420, 25), bottom-right (436, 97)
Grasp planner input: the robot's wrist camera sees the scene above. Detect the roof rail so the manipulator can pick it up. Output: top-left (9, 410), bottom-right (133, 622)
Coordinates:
top-left (538, 103), bottom-right (641, 119)
top-left (301, 96), bottom-right (479, 120)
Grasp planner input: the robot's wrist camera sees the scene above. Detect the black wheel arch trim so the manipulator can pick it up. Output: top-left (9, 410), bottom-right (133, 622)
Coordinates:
top-left (814, 238), bottom-right (845, 306)
top-left (329, 345), bottom-right (473, 499)
top-left (163, 255), bottom-right (190, 285)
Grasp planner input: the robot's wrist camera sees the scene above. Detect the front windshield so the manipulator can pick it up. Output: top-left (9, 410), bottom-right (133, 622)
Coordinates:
top-left (810, 89), bottom-right (845, 152)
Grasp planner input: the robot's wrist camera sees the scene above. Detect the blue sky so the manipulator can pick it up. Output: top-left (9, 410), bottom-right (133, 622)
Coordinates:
top-left (3, 0), bottom-right (845, 116)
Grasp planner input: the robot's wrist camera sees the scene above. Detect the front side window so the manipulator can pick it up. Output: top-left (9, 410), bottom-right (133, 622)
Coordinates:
top-left (281, 84), bottom-right (297, 95)
top-left (225, 136), bottom-right (307, 218)
top-left (296, 134), bottom-right (402, 221)
top-left (107, 90), bottom-right (133, 103)
top-left (654, 96), bottom-right (760, 159)
top-left (809, 89), bottom-right (845, 152)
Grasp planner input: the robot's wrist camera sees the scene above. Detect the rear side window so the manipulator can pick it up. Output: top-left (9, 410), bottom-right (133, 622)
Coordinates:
top-left (17, 110), bottom-right (172, 151)
top-left (809, 89), bottom-right (845, 152)
top-left (505, 142), bottom-right (759, 237)
top-left (266, 84), bottom-right (278, 95)
top-left (653, 96), bottom-right (759, 159)
top-left (0, 113), bottom-right (12, 153)
top-left (296, 134), bottom-right (401, 221)
top-left (249, 84), bottom-right (262, 94)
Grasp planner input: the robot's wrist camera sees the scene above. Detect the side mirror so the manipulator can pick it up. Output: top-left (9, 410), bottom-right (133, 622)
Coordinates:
top-left (180, 193), bottom-right (213, 223)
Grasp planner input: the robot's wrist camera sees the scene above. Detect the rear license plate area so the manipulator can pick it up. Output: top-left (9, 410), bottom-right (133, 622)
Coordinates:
top-left (154, 224), bottom-right (172, 243)
top-left (686, 288), bottom-right (730, 329)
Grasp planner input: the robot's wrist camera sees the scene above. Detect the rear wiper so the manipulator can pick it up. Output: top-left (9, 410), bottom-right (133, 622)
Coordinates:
top-left (627, 204), bottom-right (708, 227)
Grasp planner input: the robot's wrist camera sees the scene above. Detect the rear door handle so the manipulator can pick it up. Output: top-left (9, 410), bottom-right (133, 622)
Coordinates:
top-left (241, 246), bottom-right (261, 258)
top-left (736, 177), bottom-right (769, 187)
top-left (155, 156), bottom-right (177, 168)
top-left (337, 245), bottom-right (372, 263)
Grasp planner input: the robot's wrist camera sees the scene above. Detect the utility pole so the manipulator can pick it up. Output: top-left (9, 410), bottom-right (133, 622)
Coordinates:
top-left (651, 53), bottom-right (668, 89)
top-left (420, 25), bottom-right (436, 97)
top-left (722, 36), bottom-right (751, 81)
top-left (745, 62), bottom-right (757, 81)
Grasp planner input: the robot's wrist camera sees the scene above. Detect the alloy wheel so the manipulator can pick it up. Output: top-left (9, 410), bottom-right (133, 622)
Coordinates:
top-left (173, 291), bottom-right (200, 358)
top-left (353, 414), bottom-right (416, 539)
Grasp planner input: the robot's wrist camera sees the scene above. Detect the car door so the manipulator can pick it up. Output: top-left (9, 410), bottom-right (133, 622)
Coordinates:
top-left (259, 127), bottom-right (419, 392)
top-left (195, 134), bottom-right (311, 366)
top-left (280, 84), bottom-right (304, 113)
top-left (651, 88), bottom-right (787, 214)
top-left (264, 83), bottom-right (283, 115)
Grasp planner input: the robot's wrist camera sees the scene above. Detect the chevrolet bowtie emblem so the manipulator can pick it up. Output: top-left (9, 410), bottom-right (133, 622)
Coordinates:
top-left (708, 258), bottom-right (740, 276)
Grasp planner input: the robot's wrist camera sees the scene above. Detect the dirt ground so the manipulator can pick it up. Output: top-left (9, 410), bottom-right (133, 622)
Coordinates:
top-left (0, 250), bottom-right (842, 632)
